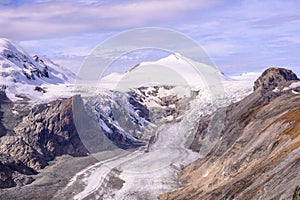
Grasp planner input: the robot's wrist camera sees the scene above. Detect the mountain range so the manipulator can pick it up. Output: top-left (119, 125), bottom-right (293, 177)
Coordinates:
top-left (0, 38), bottom-right (299, 200)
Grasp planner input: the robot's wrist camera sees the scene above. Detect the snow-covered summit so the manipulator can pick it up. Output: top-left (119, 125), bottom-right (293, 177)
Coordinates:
top-left (100, 53), bottom-right (231, 91)
top-left (0, 38), bottom-right (28, 55)
top-left (0, 38), bottom-right (76, 101)
top-left (138, 53), bottom-right (230, 85)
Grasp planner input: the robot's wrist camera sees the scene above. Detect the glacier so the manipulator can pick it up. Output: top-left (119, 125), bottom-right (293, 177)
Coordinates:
top-left (54, 54), bottom-right (259, 200)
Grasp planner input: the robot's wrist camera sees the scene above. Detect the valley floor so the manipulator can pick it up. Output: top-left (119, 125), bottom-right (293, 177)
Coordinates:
top-left (0, 154), bottom-right (98, 200)
top-left (55, 122), bottom-right (199, 200)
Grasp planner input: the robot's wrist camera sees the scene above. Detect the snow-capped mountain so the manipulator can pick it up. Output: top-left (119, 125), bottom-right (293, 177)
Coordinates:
top-left (3, 38), bottom-right (284, 200)
top-left (0, 38), bottom-right (76, 101)
top-left (58, 69), bottom-right (263, 199)
top-left (99, 53), bottom-right (231, 91)
top-left (85, 53), bottom-right (262, 151)
top-left (0, 38), bottom-right (260, 151)
top-left (58, 67), bottom-right (300, 200)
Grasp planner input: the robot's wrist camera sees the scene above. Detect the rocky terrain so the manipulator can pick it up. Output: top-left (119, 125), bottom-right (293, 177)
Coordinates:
top-left (159, 68), bottom-right (300, 200)
top-left (51, 68), bottom-right (257, 199)
top-left (253, 67), bottom-right (299, 91)
top-left (0, 93), bottom-right (91, 188)
top-left (0, 84), bottom-right (187, 191)
top-left (84, 85), bottom-right (191, 151)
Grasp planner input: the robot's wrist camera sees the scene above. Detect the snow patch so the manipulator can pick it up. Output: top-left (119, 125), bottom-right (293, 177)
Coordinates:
top-left (283, 81), bottom-right (300, 91)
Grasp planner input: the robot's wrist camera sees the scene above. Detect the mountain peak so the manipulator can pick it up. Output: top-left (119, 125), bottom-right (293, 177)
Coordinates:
top-left (0, 38), bottom-right (76, 101)
top-left (253, 67), bottom-right (299, 92)
top-left (0, 38), bottom-right (11, 48)
top-left (0, 38), bottom-right (13, 47)
top-left (0, 38), bottom-right (27, 56)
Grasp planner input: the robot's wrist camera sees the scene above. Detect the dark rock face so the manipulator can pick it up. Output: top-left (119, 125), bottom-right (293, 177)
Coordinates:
top-left (0, 94), bottom-right (8, 137)
top-left (0, 136), bottom-right (47, 170)
top-left (86, 85), bottom-right (189, 151)
top-left (293, 186), bottom-right (300, 200)
top-left (15, 96), bottom-right (89, 166)
top-left (0, 96), bottom-right (90, 188)
top-left (188, 116), bottom-right (210, 152)
top-left (128, 95), bottom-right (150, 121)
top-left (160, 68), bottom-right (300, 200)
top-left (0, 154), bottom-right (36, 189)
top-left (98, 113), bottom-right (147, 149)
top-left (254, 67), bottom-right (299, 92)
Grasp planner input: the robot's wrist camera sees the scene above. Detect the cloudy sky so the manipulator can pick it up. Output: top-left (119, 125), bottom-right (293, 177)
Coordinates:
top-left (1, 0), bottom-right (300, 75)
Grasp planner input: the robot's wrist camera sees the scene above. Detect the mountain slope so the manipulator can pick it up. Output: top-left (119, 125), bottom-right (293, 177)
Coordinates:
top-left (0, 38), bottom-right (76, 101)
top-left (159, 68), bottom-right (300, 200)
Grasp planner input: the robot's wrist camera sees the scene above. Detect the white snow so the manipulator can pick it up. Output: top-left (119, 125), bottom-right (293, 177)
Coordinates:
top-left (99, 54), bottom-right (259, 106)
top-left (0, 38), bottom-right (76, 103)
top-left (273, 87), bottom-right (280, 92)
top-left (283, 81), bottom-right (300, 91)
top-left (230, 72), bottom-right (261, 82)
top-left (272, 81), bottom-right (300, 94)
top-left (61, 122), bottom-right (199, 200)
top-left (292, 90), bottom-right (300, 95)
top-left (98, 53), bottom-right (229, 92)
top-left (99, 72), bottom-right (125, 90)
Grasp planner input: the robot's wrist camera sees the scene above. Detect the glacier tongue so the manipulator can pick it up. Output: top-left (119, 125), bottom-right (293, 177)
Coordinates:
top-left (60, 122), bottom-right (199, 200)
top-left (111, 122), bottom-right (200, 200)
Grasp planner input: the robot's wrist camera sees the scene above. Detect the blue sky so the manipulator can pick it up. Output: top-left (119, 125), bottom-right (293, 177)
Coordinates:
top-left (1, 0), bottom-right (300, 75)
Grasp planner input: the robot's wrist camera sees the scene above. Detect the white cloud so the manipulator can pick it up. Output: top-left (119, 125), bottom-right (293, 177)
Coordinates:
top-left (0, 0), bottom-right (223, 40)
top-left (5, 0), bottom-right (300, 75)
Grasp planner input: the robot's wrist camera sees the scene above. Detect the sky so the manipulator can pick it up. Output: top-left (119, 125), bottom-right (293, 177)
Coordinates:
top-left (0, 0), bottom-right (300, 75)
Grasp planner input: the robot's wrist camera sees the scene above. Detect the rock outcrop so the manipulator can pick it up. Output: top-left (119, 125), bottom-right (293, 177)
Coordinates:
top-left (254, 67), bottom-right (299, 92)
top-left (0, 154), bottom-right (36, 189)
top-left (293, 186), bottom-right (300, 200)
top-left (14, 96), bottom-right (89, 168)
top-left (0, 95), bottom-right (92, 188)
top-left (160, 68), bottom-right (300, 200)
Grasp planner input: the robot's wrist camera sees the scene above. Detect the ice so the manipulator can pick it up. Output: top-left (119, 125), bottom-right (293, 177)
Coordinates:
top-left (62, 122), bottom-right (199, 200)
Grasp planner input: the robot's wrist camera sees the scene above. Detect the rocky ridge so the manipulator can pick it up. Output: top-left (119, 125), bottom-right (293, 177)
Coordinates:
top-left (160, 68), bottom-right (300, 200)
